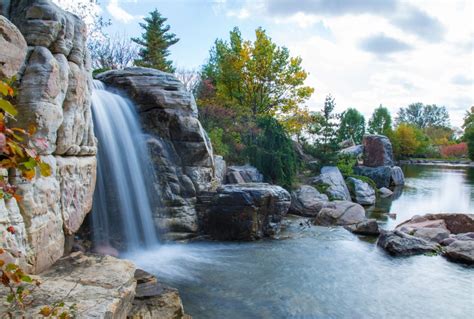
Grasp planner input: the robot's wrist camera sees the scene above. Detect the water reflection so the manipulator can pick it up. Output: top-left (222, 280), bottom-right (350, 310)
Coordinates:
top-left (367, 165), bottom-right (474, 228)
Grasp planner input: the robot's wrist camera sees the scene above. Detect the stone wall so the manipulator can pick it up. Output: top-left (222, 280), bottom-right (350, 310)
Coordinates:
top-left (0, 0), bottom-right (96, 274)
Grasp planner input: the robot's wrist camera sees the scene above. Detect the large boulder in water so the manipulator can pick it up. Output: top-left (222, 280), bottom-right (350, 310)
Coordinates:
top-left (289, 185), bottom-right (328, 217)
top-left (206, 183), bottom-right (291, 240)
top-left (396, 213), bottom-right (474, 235)
top-left (313, 201), bottom-right (366, 226)
top-left (346, 177), bottom-right (376, 205)
top-left (391, 166), bottom-right (405, 186)
top-left (362, 135), bottom-right (394, 167)
top-left (97, 67), bottom-right (217, 234)
top-left (354, 165), bottom-right (392, 188)
top-left (377, 230), bottom-right (438, 256)
top-left (311, 166), bottom-right (351, 201)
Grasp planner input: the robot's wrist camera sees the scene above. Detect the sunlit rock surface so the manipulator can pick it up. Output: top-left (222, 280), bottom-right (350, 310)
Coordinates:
top-left (0, 0), bottom-right (96, 273)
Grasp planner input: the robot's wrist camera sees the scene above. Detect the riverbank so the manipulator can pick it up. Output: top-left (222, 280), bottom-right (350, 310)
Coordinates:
top-left (398, 158), bottom-right (474, 167)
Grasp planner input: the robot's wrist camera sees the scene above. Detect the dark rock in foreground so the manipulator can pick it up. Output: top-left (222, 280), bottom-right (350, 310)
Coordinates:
top-left (345, 219), bottom-right (380, 236)
top-left (313, 201), bottom-right (366, 226)
top-left (206, 183), bottom-right (291, 240)
top-left (377, 230), bottom-right (438, 256)
top-left (354, 165), bottom-right (392, 188)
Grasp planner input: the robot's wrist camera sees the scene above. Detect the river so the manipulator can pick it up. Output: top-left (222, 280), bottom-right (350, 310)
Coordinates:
top-left (126, 165), bottom-right (474, 319)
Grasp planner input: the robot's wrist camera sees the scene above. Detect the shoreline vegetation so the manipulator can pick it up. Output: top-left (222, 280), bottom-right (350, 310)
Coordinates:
top-left (398, 158), bottom-right (474, 167)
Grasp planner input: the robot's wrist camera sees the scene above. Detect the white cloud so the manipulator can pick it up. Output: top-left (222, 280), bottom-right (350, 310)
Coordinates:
top-left (107, 0), bottom-right (136, 23)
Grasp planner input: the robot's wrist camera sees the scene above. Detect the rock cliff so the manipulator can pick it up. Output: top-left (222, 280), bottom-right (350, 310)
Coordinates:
top-left (96, 67), bottom-right (216, 235)
top-left (0, 0), bottom-right (96, 274)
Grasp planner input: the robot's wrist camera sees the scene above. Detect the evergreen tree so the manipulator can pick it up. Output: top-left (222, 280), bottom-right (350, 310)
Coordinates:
top-left (368, 105), bottom-right (392, 135)
top-left (132, 9), bottom-right (179, 72)
top-left (338, 108), bottom-right (365, 144)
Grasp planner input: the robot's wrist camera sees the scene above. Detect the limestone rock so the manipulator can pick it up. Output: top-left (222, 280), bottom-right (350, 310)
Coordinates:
top-left (396, 213), bottom-right (474, 235)
top-left (311, 166), bottom-right (351, 201)
top-left (0, 15), bottom-right (27, 78)
top-left (56, 156), bottom-right (97, 235)
top-left (206, 183), bottom-right (291, 240)
top-left (339, 144), bottom-right (364, 158)
top-left (345, 219), bottom-right (380, 236)
top-left (313, 201), bottom-right (366, 226)
top-left (362, 135), bottom-right (394, 167)
top-left (391, 166), bottom-right (405, 186)
top-left (226, 165), bottom-right (264, 184)
top-left (378, 187), bottom-right (393, 197)
top-left (443, 240), bottom-right (474, 265)
top-left (412, 227), bottom-right (450, 243)
top-left (0, 252), bottom-right (137, 319)
top-left (128, 269), bottom-right (190, 319)
top-left (346, 177), bottom-right (376, 205)
top-left (354, 165), bottom-right (392, 188)
top-left (214, 155), bottom-right (227, 184)
top-left (97, 67), bottom-right (216, 236)
top-left (377, 230), bottom-right (438, 256)
top-left (289, 185), bottom-right (328, 217)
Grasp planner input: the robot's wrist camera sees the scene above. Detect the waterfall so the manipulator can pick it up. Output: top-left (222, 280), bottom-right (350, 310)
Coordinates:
top-left (91, 80), bottom-right (158, 251)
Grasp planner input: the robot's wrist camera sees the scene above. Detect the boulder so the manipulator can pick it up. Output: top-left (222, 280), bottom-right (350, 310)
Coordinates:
top-left (97, 68), bottom-right (216, 235)
top-left (397, 213), bottom-right (474, 235)
top-left (362, 135), bottom-right (394, 167)
top-left (226, 165), bottom-right (264, 184)
top-left (443, 240), bottom-right (474, 265)
top-left (313, 201), bottom-right (366, 226)
top-left (128, 269), bottom-right (190, 319)
top-left (391, 166), bottom-right (405, 186)
top-left (354, 166), bottom-right (392, 188)
top-left (214, 155), bottom-right (226, 184)
top-left (412, 227), bottom-right (450, 243)
top-left (0, 15), bottom-right (27, 78)
top-left (206, 183), bottom-right (291, 240)
top-left (289, 185), bottom-right (328, 217)
top-left (339, 145), bottom-right (364, 158)
top-left (311, 166), bottom-right (351, 201)
top-left (378, 187), bottom-right (393, 197)
top-left (346, 177), bottom-right (376, 205)
top-left (0, 252), bottom-right (137, 319)
top-left (377, 230), bottom-right (438, 256)
top-left (345, 219), bottom-right (380, 236)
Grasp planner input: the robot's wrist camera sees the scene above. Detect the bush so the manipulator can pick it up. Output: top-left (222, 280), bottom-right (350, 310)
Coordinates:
top-left (440, 142), bottom-right (468, 158)
top-left (336, 154), bottom-right (357, 176)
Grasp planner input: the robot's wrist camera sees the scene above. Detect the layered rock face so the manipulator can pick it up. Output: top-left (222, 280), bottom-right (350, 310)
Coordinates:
top-left (311, 166), bottom-right (351, 201)
top-left (97, 67), bottom-right (216, 234)
top-left (206, 183), bottom-right (291, 240)
top-left (0, 1), bottom-right (96, 273)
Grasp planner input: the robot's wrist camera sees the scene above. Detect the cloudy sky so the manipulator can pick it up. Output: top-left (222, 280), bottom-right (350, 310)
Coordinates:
top-left (92, 0), bottom-right (472, 126)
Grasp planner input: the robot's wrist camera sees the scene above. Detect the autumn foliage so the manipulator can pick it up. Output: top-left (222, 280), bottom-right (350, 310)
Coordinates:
top-left (440, 142), bottom-right (468, 158)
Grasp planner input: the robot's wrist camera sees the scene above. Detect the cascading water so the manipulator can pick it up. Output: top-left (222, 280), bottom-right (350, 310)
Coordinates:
top-left (91, 80), bottom-right (158, 251)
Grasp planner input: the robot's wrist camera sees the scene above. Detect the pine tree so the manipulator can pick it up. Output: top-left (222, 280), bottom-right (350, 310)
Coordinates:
top-left (132, 9), bottom-right (179, 72)
top-left (368, 105), bottom-right (392, 135)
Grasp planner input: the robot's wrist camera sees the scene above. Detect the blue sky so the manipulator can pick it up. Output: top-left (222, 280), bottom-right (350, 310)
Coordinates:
top-left (56, 0), bottom-right (473, 127)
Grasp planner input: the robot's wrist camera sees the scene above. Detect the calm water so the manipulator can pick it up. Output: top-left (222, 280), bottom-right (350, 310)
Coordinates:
top-left (127, 165), bottom-right (474, 319)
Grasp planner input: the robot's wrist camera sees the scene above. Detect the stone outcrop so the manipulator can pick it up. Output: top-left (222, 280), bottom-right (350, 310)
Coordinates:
top-left (0, 1), bottom-right (97, 273)
top-left (205, 183), bottom-right (291, 240)
top-left (339, 144), bottom-right (364, 158)
top-left (0, 252), bottom-right (137, 318)
top-left (346, 177), bottom-right (375, 205)
top-left (345, 219), bottom-right (380, 236)
top-left (0, 15), bottom-right (27, 78)
top-left (225, 165), bottom-right (264, 184)
top-left (390, 166), bottom-right (405, 186)
top-left (377, 230), bottom-right (438, 256)
top-left (97, 67), bottom-right (215, 234)
top-left (311, 166), bottom-right (351, 201)
top-left (354, 165), bottom-right (392, 188)
top-left (362, 135), bottom-right (394, 167)
top-left (313, 201), bottom-right (366, 226)
top-left (128, 269), bottom-right (190, 319)
top-left (289, 185), bottom-right (328, 217)
top-left (396, 213), bottom-right (474, 264)
top-left (378, 187), bottom-right (393, 197)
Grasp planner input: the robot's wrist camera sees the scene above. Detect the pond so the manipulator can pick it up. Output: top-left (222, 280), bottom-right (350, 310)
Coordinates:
top-left (126, 165), bottom-right (474, 319)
